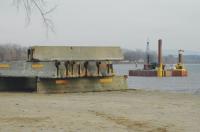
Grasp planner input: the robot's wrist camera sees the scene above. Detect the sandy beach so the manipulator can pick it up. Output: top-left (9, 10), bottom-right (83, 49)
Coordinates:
top-left (0, 90), bottom-right (199, 132)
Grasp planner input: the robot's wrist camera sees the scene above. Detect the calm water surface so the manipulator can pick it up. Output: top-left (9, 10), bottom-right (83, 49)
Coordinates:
top-left (114, 64), bottom-right (200, 94)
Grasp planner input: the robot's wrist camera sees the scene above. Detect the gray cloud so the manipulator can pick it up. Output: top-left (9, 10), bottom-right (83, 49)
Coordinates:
top-left (0, 0), bottom-right (199, 51)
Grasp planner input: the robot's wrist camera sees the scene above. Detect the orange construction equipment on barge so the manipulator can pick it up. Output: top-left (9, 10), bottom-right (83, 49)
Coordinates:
top-left (129, 39), bottom-right (188, 77)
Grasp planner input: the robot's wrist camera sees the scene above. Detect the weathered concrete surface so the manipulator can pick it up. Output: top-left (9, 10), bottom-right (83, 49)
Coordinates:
top-left (0, 76), bottom-right (127, 93)
top-left (0, 61), bottom-right (57, 78)
top-left (37, 76), bottom-right (128, 93)
top-left (0, 46), bottom-right (127, 93)
top-left (31, 46), bottom-right (123, 61)
top-left (0, 61), bottom-right (113, 78)
top-left (0, 77), bottom-right (36, 91)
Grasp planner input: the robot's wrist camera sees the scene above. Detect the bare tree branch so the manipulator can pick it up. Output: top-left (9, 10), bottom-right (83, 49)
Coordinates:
top-left (13, 0), bottom-right (56, 34)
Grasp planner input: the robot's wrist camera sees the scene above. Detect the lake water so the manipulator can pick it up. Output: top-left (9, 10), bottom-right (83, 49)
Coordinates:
top-left (114, 64), bottom-right (200, 94)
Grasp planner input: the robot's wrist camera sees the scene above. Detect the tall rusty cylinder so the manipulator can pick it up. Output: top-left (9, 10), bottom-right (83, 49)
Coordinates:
top-left (157, 39), bottom-right (163, 77)
top-left (158, 39), bottom-right (162, 66)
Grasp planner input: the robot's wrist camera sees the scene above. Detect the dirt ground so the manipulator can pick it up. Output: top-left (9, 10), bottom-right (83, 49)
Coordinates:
top-left (0, 90), bottom-right (199, 132)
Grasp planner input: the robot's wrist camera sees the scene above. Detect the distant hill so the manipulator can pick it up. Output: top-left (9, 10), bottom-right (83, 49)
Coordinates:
top-left (163, 50), bottom-right (200, 64)
top-left (0, 45), bottom-right (199, 64)
top-left (122, 49), bottom-right (200, 64)
top-left (163, 49), bottom-right (200, 56)
top-left (184, 55), bottom-right (200, 64)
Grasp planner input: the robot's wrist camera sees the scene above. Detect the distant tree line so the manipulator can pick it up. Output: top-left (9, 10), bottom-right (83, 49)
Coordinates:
top-left (123, 49), bottom-right (200, 64)
top-left (123, 49), bottom-right (157, 63)
top-left (0, 44), bottom-right (199, 64)
top-left (183, 55), bottom-right (200, 64)
top-left (0, 44), bottom-right (27, 61)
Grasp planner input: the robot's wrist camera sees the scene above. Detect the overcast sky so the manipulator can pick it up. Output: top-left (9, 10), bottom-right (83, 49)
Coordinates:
top-left (0, 0), bottom-right (200, 51)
